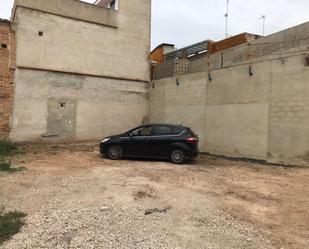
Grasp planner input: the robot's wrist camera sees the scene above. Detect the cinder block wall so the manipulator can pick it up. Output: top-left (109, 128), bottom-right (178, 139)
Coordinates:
top-left (150, 54), bottom-right (309, 166)
top-left (151, 72), bottom-right (207, 151)
top-left (155, 21), bottom-right (309, 77)
top-left (0, 20), bottom-right (15, 139)
top-left (207, 22), bottom-right (309, 71)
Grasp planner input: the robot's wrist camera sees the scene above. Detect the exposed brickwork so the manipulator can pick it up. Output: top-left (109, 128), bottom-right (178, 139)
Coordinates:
top-left (150, 46), bottom-right (164, 80)
top-left (208, 33), bottom-right (260, 54)
top-left (150, 46), bottom-right (164, 64)
top-left (0, 19), bottom-right (15, 139)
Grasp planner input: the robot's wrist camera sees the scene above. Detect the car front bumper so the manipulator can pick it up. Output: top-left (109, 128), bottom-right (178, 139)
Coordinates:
top-left (99, 143), bottom-right (108, 155)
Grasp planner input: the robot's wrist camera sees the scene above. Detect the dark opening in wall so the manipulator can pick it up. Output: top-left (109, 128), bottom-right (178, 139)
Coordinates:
top-left (1, 44), bottom-right (7, 49)
top-left (94, 0), bottom-right (118, 10)
top-left (305, 55), bottom-right (309, 67)
top-left (38, 31), bottom-right (43, 36)
top-left (110, 0), bottom-right (116, 10)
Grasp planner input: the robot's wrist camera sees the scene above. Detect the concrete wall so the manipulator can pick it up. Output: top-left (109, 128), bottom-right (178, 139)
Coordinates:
top-left (151, 72), bottom-right (207, 151)
top-left (10, 0), bottom-right (151, 142)
top-left (268, 56), bottom-right (309, 163)
top-left (12, 0), bottom-right (118, 27)
top-left (11, 69), bottom-right (149, 142)
top-left (13, 0), bottom-right (151, 81)
top-left (150, 54), bottom-right (309, 166)
top-left (208, 21), bottom-right (309, 71)
top-left (153, 21), bottom-right (309, 79)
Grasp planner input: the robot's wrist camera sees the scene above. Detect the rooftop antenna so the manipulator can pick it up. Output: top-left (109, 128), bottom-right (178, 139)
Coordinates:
top-left (225, 0), bottom-right (230, 38)
top-left (259, 15), bottom-right (266, 36)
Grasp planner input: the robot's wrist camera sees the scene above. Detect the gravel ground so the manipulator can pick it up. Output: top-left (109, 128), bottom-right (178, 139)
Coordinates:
top-left (0, 143), bottom-right (308, 249)
top-left (1, 204), bottom-right (272, 249)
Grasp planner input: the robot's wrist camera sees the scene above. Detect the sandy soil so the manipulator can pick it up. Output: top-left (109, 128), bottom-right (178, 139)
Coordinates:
top-left (0, 143), bottom-right (308, 249)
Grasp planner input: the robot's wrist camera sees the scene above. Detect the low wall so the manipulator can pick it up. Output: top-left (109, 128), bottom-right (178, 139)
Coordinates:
top-left (150, 54), bottom-right (309, 166)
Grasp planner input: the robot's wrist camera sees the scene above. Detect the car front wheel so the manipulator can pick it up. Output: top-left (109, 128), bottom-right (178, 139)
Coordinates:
top-left (107, 145), bottom-right (123, 160)
top-left (171, 149), bottom-right (186, 164)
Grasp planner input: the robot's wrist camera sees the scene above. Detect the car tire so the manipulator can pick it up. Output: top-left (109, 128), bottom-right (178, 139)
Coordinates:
top-left (170, 149), bottom-right (186, 164)
top-left (107, 145), bottom-right (123, 160)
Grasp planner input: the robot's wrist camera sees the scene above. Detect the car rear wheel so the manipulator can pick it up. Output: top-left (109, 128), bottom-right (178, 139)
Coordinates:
top-left (171, 149), bottom-right (186, 164)
top-left (107, 145), bottom-right (123, 160)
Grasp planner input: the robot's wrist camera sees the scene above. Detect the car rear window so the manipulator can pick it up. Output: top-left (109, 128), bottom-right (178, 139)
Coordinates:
top-left (183, 128), bottom-right (198, 137)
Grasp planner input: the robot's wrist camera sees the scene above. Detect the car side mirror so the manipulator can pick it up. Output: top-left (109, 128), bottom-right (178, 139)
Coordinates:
top-left (130, 133), bottom-right (133, 138)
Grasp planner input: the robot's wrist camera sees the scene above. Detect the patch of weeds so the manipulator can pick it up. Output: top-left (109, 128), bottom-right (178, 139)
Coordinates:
top-left (0, 140), bottom-right (18, 157)
top-left (0, 210), bottom-right (27, 245)
top-left (0, 158), bottom-right (25, 173)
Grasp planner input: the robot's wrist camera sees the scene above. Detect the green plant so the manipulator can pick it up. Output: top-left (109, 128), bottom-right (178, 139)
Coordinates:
top-left (0, 158), bottom-right (11, 171)
top-left (0, 140), bottom-right (17, 157)
top-left (0, 158), bottom-right (25, 173)
top-left (0, 210), bottom-right (27, 244)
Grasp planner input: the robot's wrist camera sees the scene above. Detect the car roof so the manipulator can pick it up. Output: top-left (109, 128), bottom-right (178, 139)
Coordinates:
top-left (124, 123), bottom-right (189, 134)
top-left (140, 123), bottom-right (187, 128)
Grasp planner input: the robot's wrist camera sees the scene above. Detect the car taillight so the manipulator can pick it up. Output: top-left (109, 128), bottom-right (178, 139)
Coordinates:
top-left (186, 137), bottom-right (198, 144)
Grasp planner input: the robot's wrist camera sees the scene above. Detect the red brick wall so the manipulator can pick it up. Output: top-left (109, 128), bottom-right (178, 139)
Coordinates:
top-left (208, 33), bottom-right (260, 54)
top-left (0, 20), bottom-right (15, 139)
top-left (150, 46), bottom-right (164, 64)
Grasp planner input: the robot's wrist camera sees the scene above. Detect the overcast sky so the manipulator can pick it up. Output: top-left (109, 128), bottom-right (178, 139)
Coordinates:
top-left (1, 0), bottom-right (309, 49)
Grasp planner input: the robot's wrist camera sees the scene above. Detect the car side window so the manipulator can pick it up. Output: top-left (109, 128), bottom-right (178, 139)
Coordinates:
top-left (172, 127), bottom-right (184, 135)
top-left (132, 126), bottom-right (152, 137)
top-left (152, 126), bottom-right (173, 136)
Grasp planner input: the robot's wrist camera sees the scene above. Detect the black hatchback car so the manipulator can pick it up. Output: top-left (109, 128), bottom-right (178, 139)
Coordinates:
top-left (99, 124), bottom-right (199, 164)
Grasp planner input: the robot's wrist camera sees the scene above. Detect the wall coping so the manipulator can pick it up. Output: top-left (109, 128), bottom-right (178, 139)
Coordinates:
top-left (12, 0), bottom-right (118, 28)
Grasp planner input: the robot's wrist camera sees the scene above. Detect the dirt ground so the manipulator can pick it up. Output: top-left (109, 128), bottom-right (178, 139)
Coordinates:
top-left (0, 143), bottom-right (308, 249)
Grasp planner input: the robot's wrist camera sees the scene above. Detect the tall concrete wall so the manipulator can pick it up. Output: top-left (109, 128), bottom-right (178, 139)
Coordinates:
top-left (11, 69), bottom-right (149, 142)
top-left (150, 54), bottom-right (309, 166)
top-left (151, 72), bottom-right (207, 151)
top-left (13, 0), bottom-right (151, 81)
top-left (10, 0), bottom-right (151, 142)
top-left (12, 0), bottom-right (118, 27)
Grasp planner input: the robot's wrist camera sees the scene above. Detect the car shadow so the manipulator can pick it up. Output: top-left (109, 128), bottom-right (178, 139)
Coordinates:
top-left (100, 154), bottom-right (198, 165)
